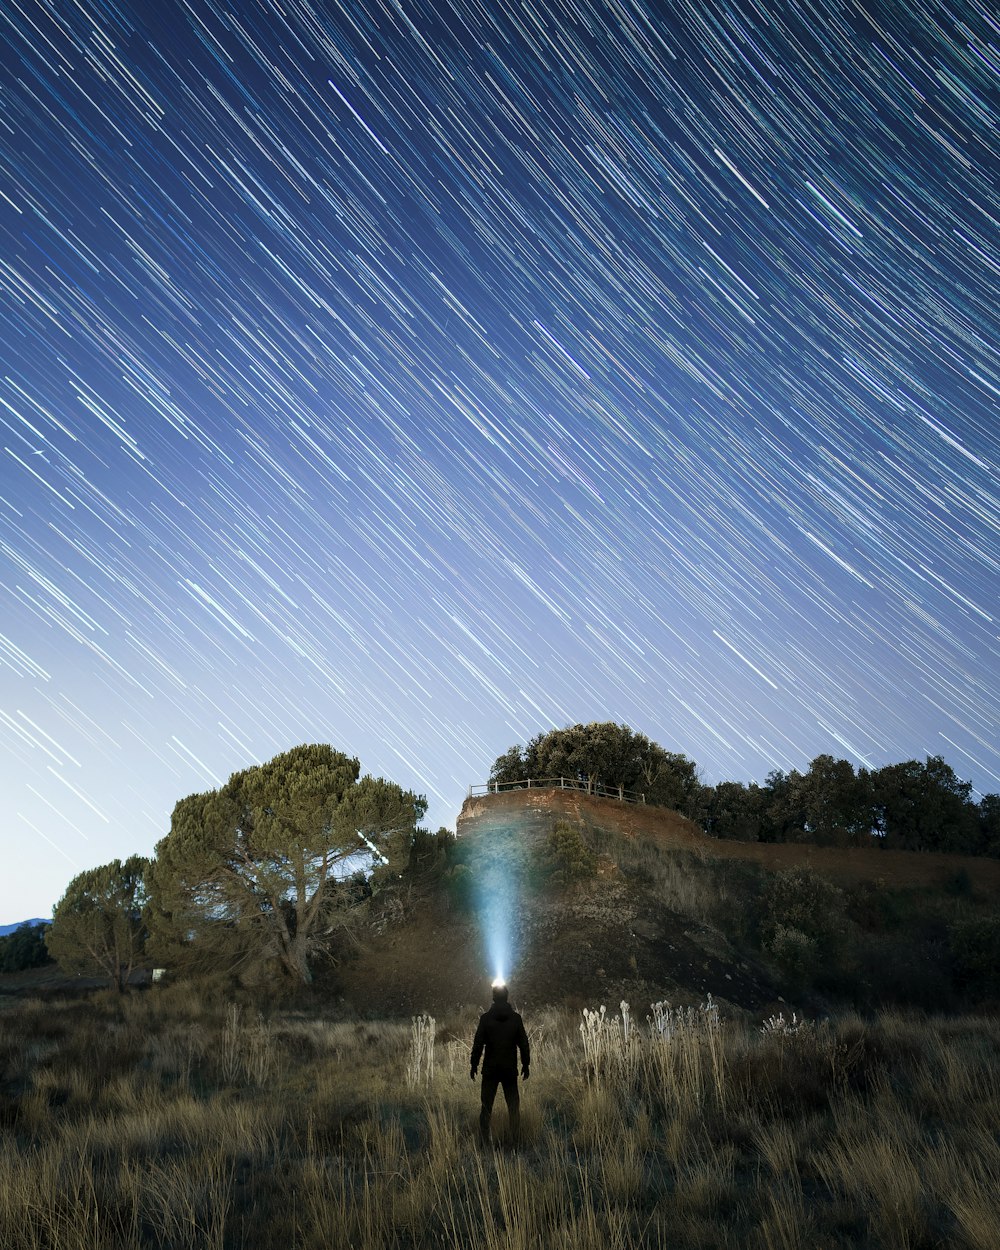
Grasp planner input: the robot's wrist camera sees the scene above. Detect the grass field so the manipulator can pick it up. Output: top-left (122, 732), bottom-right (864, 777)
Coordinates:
top-left (2, 986), bottom-right (998, 1249)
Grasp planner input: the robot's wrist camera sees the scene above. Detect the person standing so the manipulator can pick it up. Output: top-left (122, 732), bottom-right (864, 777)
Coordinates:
top-left (470, 982), bottom-right (530, 1145)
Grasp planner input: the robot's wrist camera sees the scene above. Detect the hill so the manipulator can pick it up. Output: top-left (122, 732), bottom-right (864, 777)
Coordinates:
top-left (6, 789), bottom-right (996, 1012)
top-left (337, 788), bottom-right (783, 1019)
top-left (0, 918), bottom-right (48, 938)
top-left (460, 787), bottom-right (1000, 892)
top-left (335, 786), bottom-right (1000, 1019)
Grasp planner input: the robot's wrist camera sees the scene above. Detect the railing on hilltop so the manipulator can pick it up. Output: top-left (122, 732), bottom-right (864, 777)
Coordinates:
top-left (467, 777), bottom-right (646, 804)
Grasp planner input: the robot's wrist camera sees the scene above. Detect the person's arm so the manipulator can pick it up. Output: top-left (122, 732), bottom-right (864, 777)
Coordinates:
top-left (517, 1019), bottom-right (530, 1076)
top-left (470, 1018), bottom-right (485, 1075)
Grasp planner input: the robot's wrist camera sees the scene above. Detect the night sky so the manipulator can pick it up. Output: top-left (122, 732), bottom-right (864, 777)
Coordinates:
top-left (1, 0), bottom-right (998, 924)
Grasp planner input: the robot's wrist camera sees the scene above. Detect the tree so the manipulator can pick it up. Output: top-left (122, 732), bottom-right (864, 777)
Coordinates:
top-left (149, 744), bottom-right (426, 984)
top-left (869, 757), bottom-right (978, 852)
top-left (797, 755), bottom-right (869, 845)
top-left (705, 781), bottom-right (764, 841)
top-left (978, 794), bottom-right (1000, 858)
top-left (638, 743), bottom-right (704, 816)
top-left (541, 820), bottom-right (598, 885)
top-left (46, 857), bottom-right (149, 991)
top-left (760, 867), bottom-right (846, 983)
top-left (489, 744), bottom-right (529, 787)
top-left (759, 769), bottom-right (806, 842)
top-left (488, 722), bottom-right (702, 816)
top-left (0, 922), bottom-right (52, 973)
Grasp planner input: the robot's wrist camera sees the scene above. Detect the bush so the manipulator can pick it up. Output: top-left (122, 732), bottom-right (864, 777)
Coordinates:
top-left (766, 924), bottom-right (816, 976)
top-left (541, 821), bottom-right (597, 885)
top-left (760, 868), bottom-right (846, 978)
top-left (948, 914), bottom-right (1000, 998)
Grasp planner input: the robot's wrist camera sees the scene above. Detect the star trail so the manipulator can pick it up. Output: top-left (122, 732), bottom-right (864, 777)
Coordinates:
top-left (1, 0), bottom-right (998, 922)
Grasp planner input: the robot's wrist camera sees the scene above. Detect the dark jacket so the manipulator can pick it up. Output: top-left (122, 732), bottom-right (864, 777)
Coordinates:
top-left (471, 1001), bottom-right (530, 1077)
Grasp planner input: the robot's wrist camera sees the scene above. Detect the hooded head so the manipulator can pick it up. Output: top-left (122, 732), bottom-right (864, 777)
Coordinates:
top-left (491, 981), bottom-right (512, 1017)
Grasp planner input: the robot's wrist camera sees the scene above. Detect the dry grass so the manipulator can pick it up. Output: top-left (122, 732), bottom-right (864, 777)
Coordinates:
top-left (0, 984), bottom-right (998, 1248)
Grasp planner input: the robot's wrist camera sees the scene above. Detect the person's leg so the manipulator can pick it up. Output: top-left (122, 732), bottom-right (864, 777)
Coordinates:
top-left (480, 1073), bottom-right (500, 1143)
top-left (500, 1070), bottom-right (520, 1143)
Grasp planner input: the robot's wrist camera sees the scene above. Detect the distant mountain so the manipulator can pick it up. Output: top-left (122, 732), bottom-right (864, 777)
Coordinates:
top-left (0, 918), bottom-right (49, 937)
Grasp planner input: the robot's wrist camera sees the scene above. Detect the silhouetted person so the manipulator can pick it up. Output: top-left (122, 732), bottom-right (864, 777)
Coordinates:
top-left (470, 982), bottom-right (530, 1145)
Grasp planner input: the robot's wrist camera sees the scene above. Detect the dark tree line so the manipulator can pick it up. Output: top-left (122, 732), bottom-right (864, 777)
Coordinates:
top-left (699, 754), bottom-right (997, 855)
top-left (0, 922), bottom-right (52, 974)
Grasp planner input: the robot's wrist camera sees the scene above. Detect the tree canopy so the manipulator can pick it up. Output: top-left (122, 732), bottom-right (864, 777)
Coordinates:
top-left (45, 856), bottom-right (149, 990)
top-left (149, 744), bottom-right (426, 983)
top-left (869, 756), bottom-right (978, 852)
top-left (489, 721), bottom-right (703, 817)
top-left (703, 754), bottom-right (995, 855)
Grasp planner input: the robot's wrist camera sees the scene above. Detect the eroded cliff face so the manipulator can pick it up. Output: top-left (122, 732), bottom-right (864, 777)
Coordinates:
top-left (456, 785), bottom-right (706, 846)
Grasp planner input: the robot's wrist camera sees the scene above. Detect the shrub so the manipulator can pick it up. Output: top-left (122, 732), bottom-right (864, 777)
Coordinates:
top-left (948, 914), bottom-right (1000, 998)
top-left (766, 924), bottom-right (816, 977)
top-left (760, 868), bottom-right (846, 978)
top-left (542, 821), bottom-right (597, 885)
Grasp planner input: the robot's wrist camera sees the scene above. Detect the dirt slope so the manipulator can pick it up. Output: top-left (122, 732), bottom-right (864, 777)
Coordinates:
top-left (334, 788), bottom-right (1000, 1019)
top-left (337, 789), bottom-right (783, 1019)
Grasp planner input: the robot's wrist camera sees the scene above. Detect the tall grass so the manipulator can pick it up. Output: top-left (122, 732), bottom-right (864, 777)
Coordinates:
top-left (0, 984), bottom-right (997, 1248)
top-left (406, 1012), bottom-right (436, 1088)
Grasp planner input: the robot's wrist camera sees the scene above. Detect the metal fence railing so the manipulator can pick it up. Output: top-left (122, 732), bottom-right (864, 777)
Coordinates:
top-left (467, 777), bottom-right (646, 804)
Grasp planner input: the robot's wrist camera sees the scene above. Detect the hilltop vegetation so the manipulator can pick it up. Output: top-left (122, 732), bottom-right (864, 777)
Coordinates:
top-left (491, 722), bottom-right (1000, 855)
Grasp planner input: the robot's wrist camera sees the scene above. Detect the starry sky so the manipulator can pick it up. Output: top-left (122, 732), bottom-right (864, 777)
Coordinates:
top-left (1, 0), bottom-right (998, 924)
